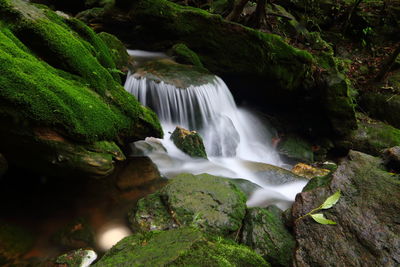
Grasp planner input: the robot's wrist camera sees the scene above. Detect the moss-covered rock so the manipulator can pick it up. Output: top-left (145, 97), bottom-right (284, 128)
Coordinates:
top-left (56, 249), bottom-right (97, 266)
top-left (0, 0), bottom-right (162, 177)
top-left (278, 135), bottom-right (314, 163)
top-left (292, 151), bottom-right (400, 266)
top-left (94, 227), bottom-right (270, 266)
top-left (241, 207), bottom-right (295, 267)
top-left (0, 220), bottom-right (34, 266)
top-left (98, 31), bottom-right (129, 71)
top-left (347, 113), bottom-right (400, 156)
top-left (360, 91), bottom-right (400, 129)
top-left (170, 126), bottom-right (207, 158)
top-left (168, 43), bottom-right (205, 68)
top-left (134, 58), bottom-right (214, 88)
top-left (129, 173), bottom-right (247, 236)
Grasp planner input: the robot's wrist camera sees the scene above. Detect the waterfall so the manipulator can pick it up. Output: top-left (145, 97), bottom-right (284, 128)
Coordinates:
top-left (124, 50), bottom-right (306, 209)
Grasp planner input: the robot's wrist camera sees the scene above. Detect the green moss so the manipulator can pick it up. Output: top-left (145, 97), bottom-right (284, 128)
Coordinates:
top-left (127, 0), bottom-right (313, 90)
top-left (278, 134), bottom-right (314, 163)
top-left (130, 173), bottom-right (247, 236)
top-left (0, 0), bottom-right (162, 143)
top-left (94, 227), bottom-right (269, 266)
top-left (169, 43), bottom-right (204, 68)
top-left (170, 127), bottom-right (207, 158)
top-left (98, 31), bottom-right (129, 70)
top-left (241, 207), bottom-right (295, 267)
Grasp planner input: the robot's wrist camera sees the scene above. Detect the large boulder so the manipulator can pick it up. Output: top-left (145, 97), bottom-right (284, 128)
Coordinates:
top-left (346, 113), bottom-right (400, 156)
top-left (0, 0), bottom-right (162, 177)
top-left (129, 173), bottom-right (247, 236)
top-left (291, 150), bottom-right (400, 266)
top-left (93, 227), bottom-right (270, 266)
top-left (241, 207), bottom-right (296, 267)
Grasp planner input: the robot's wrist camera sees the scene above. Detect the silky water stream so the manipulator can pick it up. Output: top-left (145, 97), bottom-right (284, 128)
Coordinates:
top-left (125, 50), bottom-right (307, 211)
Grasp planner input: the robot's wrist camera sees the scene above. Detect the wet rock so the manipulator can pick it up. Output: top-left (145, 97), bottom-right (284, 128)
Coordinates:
top-left (55, 249), bottom-right (97, 267)
top-left (278, 135), bottom-right (314, 164)
top-left (116, 157), bottom-right (161, 191)
top-left (229, 178), bottom-right (262, 197)
top-left (0, 153), bottom-right (7, 178)
top-left (241, 207), bottom-right (295, 267)
top-left (243, 160), bottom-right (306, 185)
top-left (170, 126), bottom-right (207, 159)
top-left (130, 137), bottom-right (167, 156)
top-left (129, 173), bottom-right (246, 236)
top-left (382, 146), bottom-right (400, 172)
top-left (292, 151), bottom-right (400, 266)
top-left (347, 113), bottom-right (400, 156)
top-left (93, 227), bottom-right (269, 266)
top-left (291, 163), bottom-right (330, 179)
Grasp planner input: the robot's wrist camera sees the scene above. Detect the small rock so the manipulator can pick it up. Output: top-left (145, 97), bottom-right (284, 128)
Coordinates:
top-left (56, 249), bottom-right (97, 267)
top-left (291, 163), bottom-right (330, 179)
top-left (170, 126), bottom-right (207, 159)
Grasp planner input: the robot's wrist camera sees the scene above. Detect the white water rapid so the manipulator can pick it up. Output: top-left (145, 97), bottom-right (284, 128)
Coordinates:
top-left (125, 50), bottom-right (307, 210)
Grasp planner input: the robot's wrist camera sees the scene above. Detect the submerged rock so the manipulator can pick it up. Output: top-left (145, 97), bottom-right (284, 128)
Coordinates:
top-left (93, 227), bottom-right (270, 266)
top-left (129, 173), bottom-right (247, 236)
top-left (241, 207), bottom-right (295, 267)
top-left (0, 0), bottom-right (162, 177)
top-left (170, 126), bottom-right (208, 159)
top-left (292, 151), bottom-right (400, 266)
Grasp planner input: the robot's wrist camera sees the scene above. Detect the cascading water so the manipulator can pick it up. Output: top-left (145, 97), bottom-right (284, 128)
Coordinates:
top-left (125, 50), bottom-right (307, 209)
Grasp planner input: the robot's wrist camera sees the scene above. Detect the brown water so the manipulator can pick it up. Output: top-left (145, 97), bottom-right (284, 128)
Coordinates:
top-left (0, 156), bottom-right (166, 264)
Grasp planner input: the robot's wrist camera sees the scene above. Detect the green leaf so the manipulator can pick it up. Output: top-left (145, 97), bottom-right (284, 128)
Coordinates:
top-left (310, 213), bottom-right (336, 225)
top-left (320, 190), bottom-right (341, 210)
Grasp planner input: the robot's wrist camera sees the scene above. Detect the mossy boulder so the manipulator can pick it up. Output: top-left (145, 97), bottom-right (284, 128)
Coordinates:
top-left (360, 91), bottom-right (400, 129)
top-left (129, 173), bottom-right (247, 236)
top-left (170, 126), bottom-right (207, 159)
top-left (0, 221), bottom-right (34, 266)
top-left (0, 0), bottom-right (162, 177)
top-left (347, 113), bottom-right (400, 156)
top-left (93, 227), bottom-right (270, 266)
top-left (241, 207), bottom-right (295, 267)
top-left (97, 31), bottom-right (130, 71)
top-left (168, 43), bottom-right (205, 69)
top-left (292, 151), bottom-right (400, 266)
